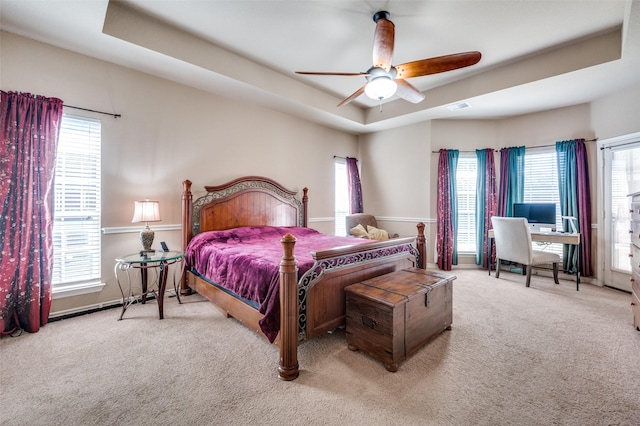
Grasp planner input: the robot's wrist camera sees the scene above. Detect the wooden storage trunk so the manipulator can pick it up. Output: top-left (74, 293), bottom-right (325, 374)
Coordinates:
top-left (345, 268), bottom-right (455, 372)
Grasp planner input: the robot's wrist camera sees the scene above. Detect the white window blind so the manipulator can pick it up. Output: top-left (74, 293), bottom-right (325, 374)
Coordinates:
top-left (523, 149), bottom-right (562, 254)
top-left (52, 115), bottom-right (101, 287)
top-left (335, 159), bottom-right (349, 236)
top-left (456, 155), bottom-right (477, 253)
top-left (523, 149), bottom-right (561, 226)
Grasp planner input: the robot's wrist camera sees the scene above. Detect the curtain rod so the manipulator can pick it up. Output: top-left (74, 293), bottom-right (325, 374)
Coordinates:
top-left (1, 91), bottom-right (121, 118)
top-left (599, 140), bottom-right (639, 150)
top-left (431, 138), bottom-right (598, 153)
top-left (64, 104), bottom-right (121, 119)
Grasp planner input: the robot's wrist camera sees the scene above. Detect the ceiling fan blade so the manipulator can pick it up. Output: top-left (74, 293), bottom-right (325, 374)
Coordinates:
top-left (395, 79), bottom-right (426, 104)
top-left (372, 15), bottom-right (394, 71)
top-left (337, 85), bottom-right (366, 107)
top-left (395, 51), bottom-right (482, 79)
top-left (295, 71), bottom-right (369, 76)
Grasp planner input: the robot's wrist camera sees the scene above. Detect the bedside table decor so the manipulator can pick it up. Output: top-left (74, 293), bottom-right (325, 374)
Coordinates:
top-left (131, 199), bottom-right (161, 253)
top-left (114, 251), bottom-right (184, 320)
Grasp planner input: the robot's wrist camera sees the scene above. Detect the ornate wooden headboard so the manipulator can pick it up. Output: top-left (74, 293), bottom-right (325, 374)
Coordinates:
top-left (181, 176), bottom-right (308, 252)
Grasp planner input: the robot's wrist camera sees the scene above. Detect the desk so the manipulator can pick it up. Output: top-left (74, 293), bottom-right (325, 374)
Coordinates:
top-left (114, 251), bottom-right (184, 320)
top-left (487, 230), bottom-right (581, 290)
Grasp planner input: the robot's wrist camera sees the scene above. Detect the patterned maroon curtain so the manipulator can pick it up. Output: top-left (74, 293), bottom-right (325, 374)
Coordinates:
top-left (346, 157), bottom-right (363, 214)
top-left (0, 91), bottom-right (64, 335)
top-left (575, 141), bottom-right (593, 277)
top-left (436, 149), bottom-right (455, 270)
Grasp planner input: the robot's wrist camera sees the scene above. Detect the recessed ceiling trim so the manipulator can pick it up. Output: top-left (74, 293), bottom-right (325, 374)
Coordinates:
top-left (101, 0), bottom-right (365, 125)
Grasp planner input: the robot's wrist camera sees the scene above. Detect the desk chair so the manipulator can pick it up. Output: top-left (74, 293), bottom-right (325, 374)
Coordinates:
top-left (490, 216), bottom-right (561, 288)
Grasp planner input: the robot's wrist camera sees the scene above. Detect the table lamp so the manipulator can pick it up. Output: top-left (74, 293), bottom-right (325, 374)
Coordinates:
top-left (131, 199), bottom-right (161, 254)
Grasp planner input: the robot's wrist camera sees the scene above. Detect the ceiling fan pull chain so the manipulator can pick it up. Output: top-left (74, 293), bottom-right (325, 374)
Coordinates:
top-left (379, 99), bottom-right (383, 112)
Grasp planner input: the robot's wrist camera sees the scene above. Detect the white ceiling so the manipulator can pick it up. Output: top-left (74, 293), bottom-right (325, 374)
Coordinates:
top-left (2, 0), bottom-right (639, 134)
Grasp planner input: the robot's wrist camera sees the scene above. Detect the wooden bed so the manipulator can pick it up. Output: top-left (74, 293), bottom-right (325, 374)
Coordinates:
top-left (180, 176), bottom-right (426, 380)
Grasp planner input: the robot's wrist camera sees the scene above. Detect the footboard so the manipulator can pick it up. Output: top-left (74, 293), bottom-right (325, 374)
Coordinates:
top-left (278, 222), bottom-right (426, 381)
top-left (301, 236), bottom-right (418, 341)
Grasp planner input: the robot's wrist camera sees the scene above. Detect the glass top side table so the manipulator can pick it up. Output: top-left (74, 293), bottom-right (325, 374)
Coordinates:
top-left (114, 250), bottom-right (184, 320)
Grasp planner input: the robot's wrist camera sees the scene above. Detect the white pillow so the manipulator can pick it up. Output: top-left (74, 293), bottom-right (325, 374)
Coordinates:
top-left (366, 225), bottom-right (389, 241)
top-left (350, 224), bottom-right (370, 238)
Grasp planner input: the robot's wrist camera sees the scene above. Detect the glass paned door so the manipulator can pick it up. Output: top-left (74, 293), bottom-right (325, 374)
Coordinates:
top-left (603, 139), bottom-right (640, 291)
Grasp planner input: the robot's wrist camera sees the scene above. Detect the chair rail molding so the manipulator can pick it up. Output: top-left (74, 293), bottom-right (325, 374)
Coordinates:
top-left (102, 224), bottom-right (181, 234)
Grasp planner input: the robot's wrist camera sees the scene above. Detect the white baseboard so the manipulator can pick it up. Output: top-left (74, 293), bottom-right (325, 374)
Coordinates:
top-left (49, 298), bottom-right (122, 319)
top-left (49, 289), bottom-right (179, 319)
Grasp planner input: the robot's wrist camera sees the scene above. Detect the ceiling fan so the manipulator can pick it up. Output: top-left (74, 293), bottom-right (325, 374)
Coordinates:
top-left (296, 11), bottom-right (482, 107)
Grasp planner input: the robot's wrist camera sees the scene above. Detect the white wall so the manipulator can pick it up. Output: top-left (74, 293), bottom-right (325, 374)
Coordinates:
top-left (1, 32), bottom-right (358, 314)
top-left (3, 29), bottom-right (640, 314)
top-left (361, 99), bottom-right (638, 274)
top-left (591, 81), bottom-right (640, 140)
top-left (359, 121), bottom-right (431, 239)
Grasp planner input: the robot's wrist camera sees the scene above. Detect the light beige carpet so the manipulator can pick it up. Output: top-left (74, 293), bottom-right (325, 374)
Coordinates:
top-left (1, 269), bottom-right (639, 426)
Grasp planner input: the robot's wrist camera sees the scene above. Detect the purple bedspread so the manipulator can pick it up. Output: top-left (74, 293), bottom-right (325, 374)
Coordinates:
top-left (185, 226), bottom-right (371, 342)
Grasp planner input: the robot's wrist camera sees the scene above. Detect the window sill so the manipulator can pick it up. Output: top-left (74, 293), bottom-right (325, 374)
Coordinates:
top-left (52, 281), bottom-right (105, 299)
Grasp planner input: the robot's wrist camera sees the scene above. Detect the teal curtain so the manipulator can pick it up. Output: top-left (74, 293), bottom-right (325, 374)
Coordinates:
top-left (497, 146), bottom-right (525, 216)
top-left (556, 139), bottom-right (592, 276)
top-left (556, 141), bottom-right (578, 273)
top-left (448, 150), bottom-right (459, 265)
top-left (475, 149), bottom-right (496, 267)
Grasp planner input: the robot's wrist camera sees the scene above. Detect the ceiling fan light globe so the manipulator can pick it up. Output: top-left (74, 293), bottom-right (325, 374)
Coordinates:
top-left (364, 77), bottom-right (397, 100)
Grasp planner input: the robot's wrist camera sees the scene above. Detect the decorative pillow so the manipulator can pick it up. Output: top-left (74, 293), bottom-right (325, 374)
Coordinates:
top-left (350, 224), bottom-right (370, 238)
top-left (366, 225), bottom-right (389, 241)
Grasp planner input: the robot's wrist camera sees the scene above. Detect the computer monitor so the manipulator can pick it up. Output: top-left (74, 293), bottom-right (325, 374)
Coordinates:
top-left (513, 203), bottom-right (557, 230)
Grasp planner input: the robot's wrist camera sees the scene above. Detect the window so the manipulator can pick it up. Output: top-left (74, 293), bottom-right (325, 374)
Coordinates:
top-left (52, 115), bottom-right (101, 289)
top-left (456, 155), bottom-right (477, 252)
top-left (455, 149), bottom-right (562, 256)
top-left (334, 159), bottom-right (349, 236)
top-left (523, 149), bottom-right (562, 255)
top-left (523, 149), bottom-right (561, 227)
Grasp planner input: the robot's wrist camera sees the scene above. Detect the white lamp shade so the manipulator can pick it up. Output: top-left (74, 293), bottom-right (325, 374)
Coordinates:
top-left (131, 200), bottom-right (161, 223)
top-left (364, 77), bottom-right (397, 100)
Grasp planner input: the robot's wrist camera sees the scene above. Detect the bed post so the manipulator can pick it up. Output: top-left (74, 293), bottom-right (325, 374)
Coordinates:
top-left (302, 187), bottom-right (308, 227)
top-left (416, 222), bottom-right (426, 269)
top-left (278, 233), bottom-right (299, 381)
top-left (181, 180), bottom-right (193, 295)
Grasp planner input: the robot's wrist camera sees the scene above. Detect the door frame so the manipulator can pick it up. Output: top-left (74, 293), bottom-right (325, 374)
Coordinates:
top-left (598, 132), bottom-right (640, 291)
